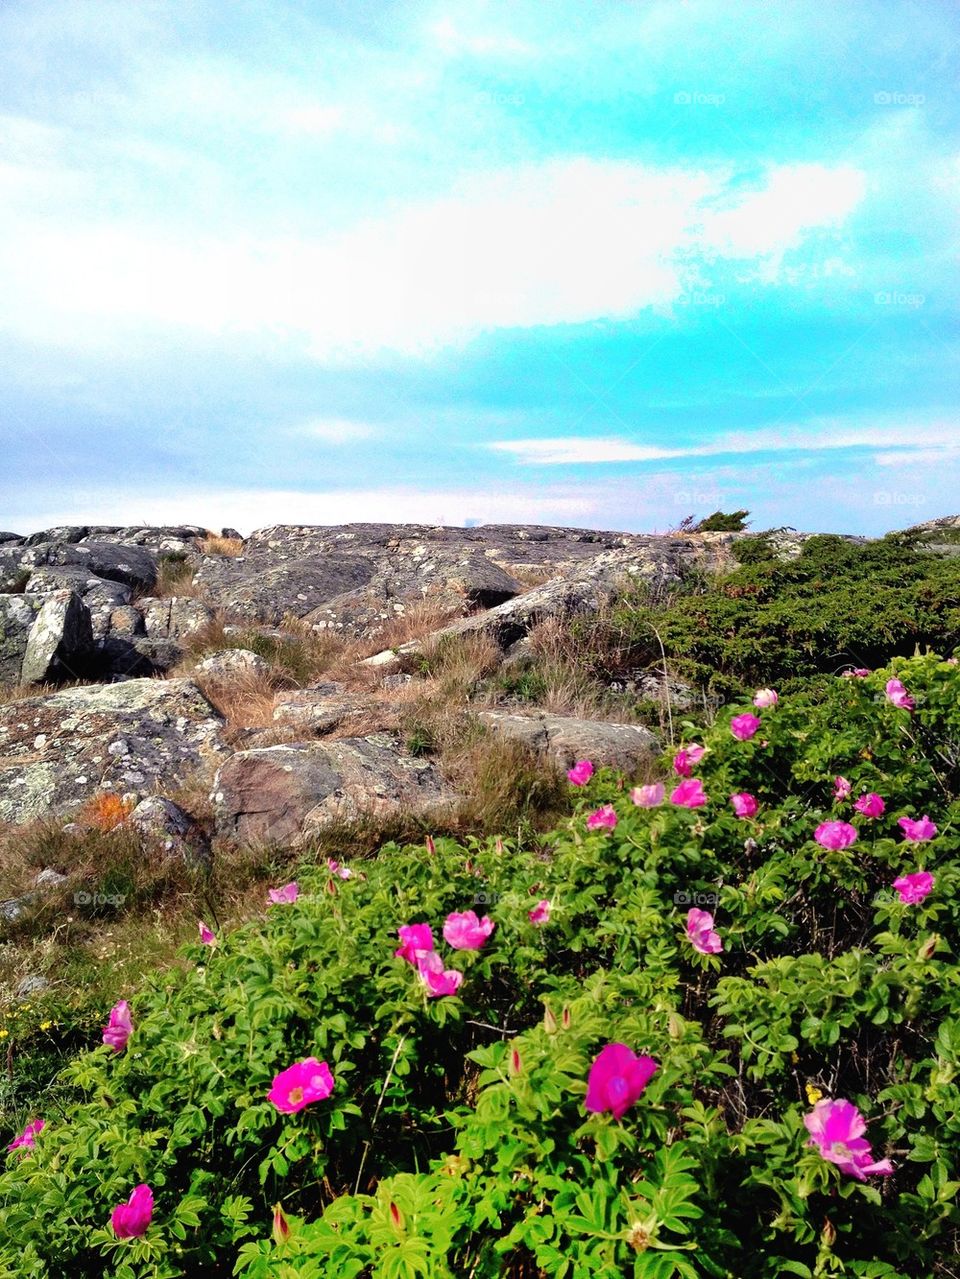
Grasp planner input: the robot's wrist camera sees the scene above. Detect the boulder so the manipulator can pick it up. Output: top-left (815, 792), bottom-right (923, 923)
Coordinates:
top-left (477, 710), bottom-right (658, 771)
top-left (195, 649), bottom-right (272, 681)
top-left (0, 678), bottom-right (228, 824)
top-left (142, 596), bottom-right (215, 641)
top-left (20, 590), bottom-right (95, 685)
top-left (272, 682), bottom-right (387, 735)
top-left (193, 551), bottom-right (376, 626)
top-left (128, 796), bottom-right (210, 867)
top-left (0, 594), bottom-right (42, 684)
top-left (211, 735), bottom-right (451, 845)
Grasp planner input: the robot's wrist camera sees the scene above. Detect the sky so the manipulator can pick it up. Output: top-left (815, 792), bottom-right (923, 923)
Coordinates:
top-left (1, 0), bottom-right (958, 536)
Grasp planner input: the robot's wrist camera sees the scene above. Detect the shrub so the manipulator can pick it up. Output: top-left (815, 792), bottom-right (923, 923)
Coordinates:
top-left (1, 655), bottom-right (959, 1276)
top-left (695, 510), bottom-right (751, 532)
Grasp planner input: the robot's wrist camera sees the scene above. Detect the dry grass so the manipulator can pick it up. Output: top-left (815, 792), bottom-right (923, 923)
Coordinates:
top-left (197, 533), bottom-right (245, 557)
top-left (153, 554), bottom-right (202, 598)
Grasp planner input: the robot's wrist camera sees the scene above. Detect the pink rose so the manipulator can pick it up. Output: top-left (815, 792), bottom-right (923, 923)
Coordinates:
top-left (567, 759), bottom-right (594, 786)
top-left (814, 821), bottom-right (858, 850)
top-left (730, 713), bottom-right (761, 741)
top-left (730, 792), bottom-right (759, 819)
top-left (630, 782), bottom-right (664, 808)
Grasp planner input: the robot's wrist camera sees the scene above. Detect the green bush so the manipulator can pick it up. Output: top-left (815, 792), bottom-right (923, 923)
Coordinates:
top-left (2, 655), bottom-right (959, 1276)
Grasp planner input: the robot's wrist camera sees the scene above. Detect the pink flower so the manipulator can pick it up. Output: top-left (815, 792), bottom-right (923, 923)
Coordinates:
top-left (853, 793), bottom-right (885, 819)
top-left (730, 792), bottom-right (759, 819)
top-left (326, 858), bottom-right (352, 879)
top-left (268, 882), bottom-right (299, 905)
top-left (841, 667), bottom-right (871, 678)
top-left (898, 815), bottom-right (938, 842)
top-left (394, 923), bottom-right (434, 965)
top-left (7, 1119), bottom-right (44, 1152)
top-left (567, 759), bottom-right (594, 786)
top-left (893, 871), bottom-right (934, 904)
top-left (753, 688), bottom-right (778, 708)
top-left (528, 899), bottom-right (551, 926)
top-left (443, 910), bottom-right (495, 950)
top-left (730, 713), bottom-right (761, 741)
top-left (630, 782), bottom-right (664, 808)
top-left (102, 1000), bottom-right (133, 1053)
top-left (586, 804), bottom-right (618, 831)
top-left (686, 907), bottom-right (722, 954)
top-left (111, 1184), bottom-right (154, 1239)
top-left (673, 749), bottom-right (692, 777)
top-left (268, 1057), bottom-right (334, 1113)
top-left (804, 1098), bottom-right (893, 1181)
top-left (670, 778), bottom-right (708, 809)
top-left (814, 821), bottom-right (858, 851)
top-left (198, 920), bottom-right (216, 945)
top-left (885, 677), bottom-right (915, 712)
top-left (585, 1042), bottom-right (658, 1120)
top-left (415, 950), bottom-right (463, 997)
top-left (833, 776), bottom-right (852, 800)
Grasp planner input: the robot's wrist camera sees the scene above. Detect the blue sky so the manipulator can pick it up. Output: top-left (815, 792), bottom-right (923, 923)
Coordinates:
top-left (1, 0), bottom-right (957, 535)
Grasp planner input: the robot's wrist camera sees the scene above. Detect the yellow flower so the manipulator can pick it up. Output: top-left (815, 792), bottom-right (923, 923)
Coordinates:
top-left (0, 1029), bottom-right (8, 1040)
top-left (40, 1021), bottom-right (53, 1032)
top-left (805, 1083), bottom-right (824, 1105)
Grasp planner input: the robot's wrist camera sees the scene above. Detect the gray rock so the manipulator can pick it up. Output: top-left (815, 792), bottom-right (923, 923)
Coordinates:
top-left (211, 735), bottom-right (452, 845)
top-left (97, 635), bottom-right (182, 679)
top-left (14, 973), bottom-right (51, 998)
top-left (142, 596), bottom-right (214, 641)
top-left (24, 526), bottom-right (93, 546)
top-left (194, 550), bottom-right (377, 626)
top-left (21, 590), bottom-right (95, 685)
top-left (129, 796), bottom-right (210, 867)
top-left (35, 868), bottom-right (69, 888)
top-left (0, 533), bottom-right (24, 546)
top-left (272, 683), bottom-right (386, 735)
top-left (477, 710), bottom-right (658, 771)
top-left (0, 678), bottom-right (228, 824)
top-left (0, 594), bottom-right (42, 684)
top-left (195, 649), bottom-right (272, 681)
top-left (107, 606), bottom-right (145, 638)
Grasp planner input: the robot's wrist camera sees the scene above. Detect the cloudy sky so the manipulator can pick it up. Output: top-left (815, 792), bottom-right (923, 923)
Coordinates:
top-left (1, 0), bottom-right (957, 535)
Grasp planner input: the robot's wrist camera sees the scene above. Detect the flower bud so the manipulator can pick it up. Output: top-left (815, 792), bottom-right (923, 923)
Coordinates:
top-left (561, 1007), bottom-right (571, 1030)
top-left (917, 933), bottom-right (939, 961)
top-left (626, 1222), bottom-right (651, 1253)
top-left (495, 836), bottom-right (504, 854)
top-left (272, 1204), bottom-right (290, 1245)
top-left (389, 1201), bottom-right (404, 1231)
top-left (509, 1047), bottom-right (522, 1076)
top-left (543, 1005), bottom-right (557, 1033)
top-left (425, 835), bottom-right (435, 855)
top-left (822, 1218), bottom-right (836, 1248)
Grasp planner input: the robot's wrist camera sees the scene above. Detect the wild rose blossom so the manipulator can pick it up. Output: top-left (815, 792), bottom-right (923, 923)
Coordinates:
top-left (631, 783), bottom-right (664, 808)
top-left (7, 1119), bottom-right (44, 1152)
top-left (854, 792), bottom-right (885, 819)
top-left (111, 1184), bottom-right (154, 1239)
top-left (804, 1098), bottom-right (893, 1180)
top-left (672, 744), bottom-right (704, 777)
top-left (567, 759), bottom-right (594, 786)
top-left (815, 821), bottom-right (858, 851)
top-left (833, 776), bottom-right (852, 800)
top-left (198, 920), bottom-right (216, 945)
top-left (730, 713), bottom-right (761, 741)
top-left (730, 792), bottom-right (759, 819)
top-left (585, 1042), bottom-right (658, 1119)
top-left (885, 677), bottom-right (915, 711)
top-left (670, 778), bottom-right (708, 808)
top-left (103, 1000), bottom-right (133, 1052)
top-left (394, 923), bottom-right (434, 965)
top-left (528, 899), bottom-right (551, 926)
top-left (268, 882), bottom-right (299, 905)
top-left (898, 815), bottom-right (938, 842)
top-left (686, 908), bottom-right (722, 954)
top-left (753, 688), bottom-right (778, 708)
top-left (586, 804), bottom-right (618, 831)
top-left (443, 910), bottom-right (495, 950)
top-left (326, 858), bottom-right (352, 879)
top-left (893, 871), bottom-right (935, 904)
top-left (416, 950), bottom-right (463, 997)
top-left (268, 1058), bottom-right (334, 1113)
top-left (842, 668), bottom-right (871, 678)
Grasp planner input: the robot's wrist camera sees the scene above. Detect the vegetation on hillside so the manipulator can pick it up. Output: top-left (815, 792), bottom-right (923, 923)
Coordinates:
top-left (1, 654), bottom-right (959, 1276)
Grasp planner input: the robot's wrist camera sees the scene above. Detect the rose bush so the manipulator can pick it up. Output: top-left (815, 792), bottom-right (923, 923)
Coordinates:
top-left (1, 654), bottom-right (959, 1277)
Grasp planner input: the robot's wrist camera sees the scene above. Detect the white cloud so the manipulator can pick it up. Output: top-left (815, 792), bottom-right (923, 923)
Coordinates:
top-left (290, 419), bottom-right (379, 444)
top-left (430, 18), bottom-right (533, 57)
top-left (0, 155), bottom-right (867, 360)
top-left (492, 419), bottom-right (960, 464)
top-left (7, 486), bottom-right (598, 538)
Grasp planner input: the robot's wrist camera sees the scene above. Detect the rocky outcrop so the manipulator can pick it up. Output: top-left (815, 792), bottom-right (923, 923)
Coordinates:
top-left (141, 596), bottom-right (215, 641)
top-left (477, 710), bottom-right (658, 771)
top-left (0, 678), bottom-right (228, 824)
top-left (194, 649), bottom-right (272, 681)
top-left (128, 796), bottom-right (211, 867)
top-left (271, 682), bottom-right (388, 735)
top-left (211, 735), bottom-right (451, 845)
top-left (0, 591), bottom-right (95, 686)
